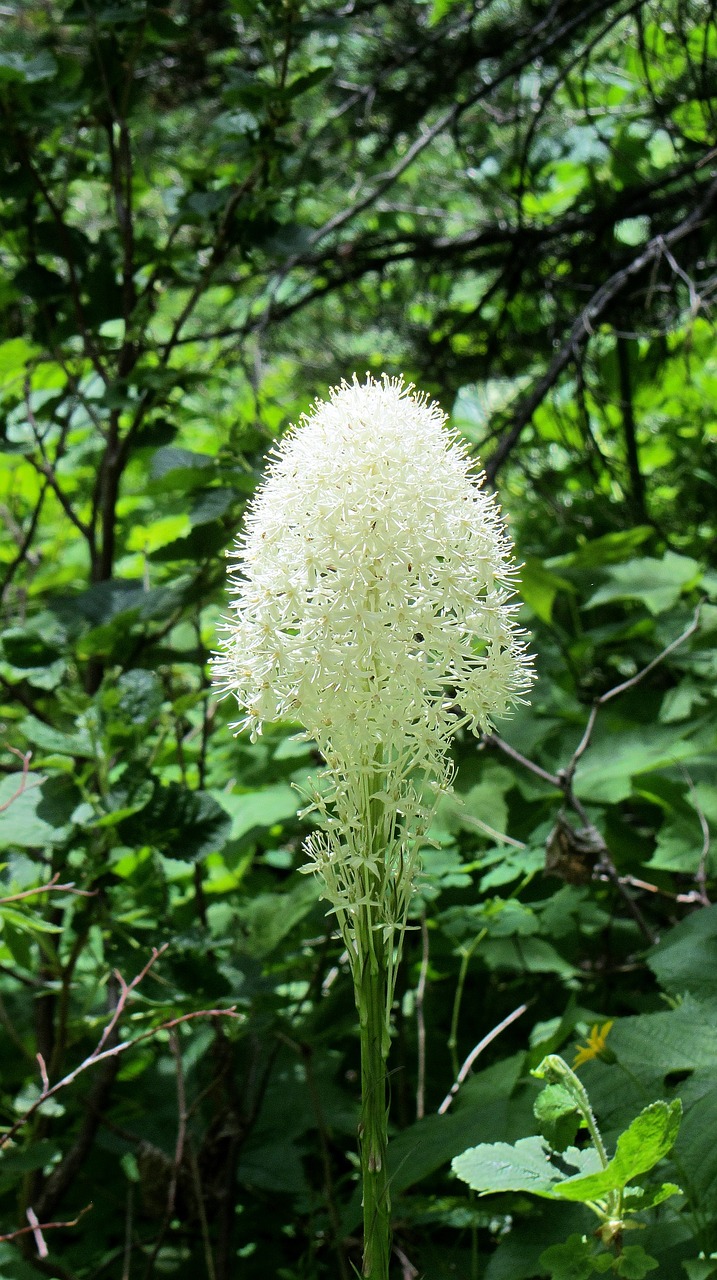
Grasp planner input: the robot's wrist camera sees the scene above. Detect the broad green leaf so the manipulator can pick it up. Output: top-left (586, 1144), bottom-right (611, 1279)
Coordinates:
top-left (118, 785), bottom-right (232, 861)
top-left (0, 906), bottom-right (63, 934)
top-left (614, 1246), bottom-right (659, 1277)
top-left (19, 714), bottom-right (94, 759)
top-left (622, 1182), bottom-right (681, 1211)
top-left (236, 876), bottom-right (319, 958)
top-left (0, 338), bottom-right (41, 387)
top-left (344, 1055), bottom-right (530, 1231)
top-left (553, 1101), bottom-right (681, 1201)
top-left (648, 905), bottom-right (717, 998)
top-left (0, 1141), bottom-right (60, 1195)
top-left (574, 726), bottom-right (703, 804)
top-left (0, 628), bottom-right (67, 690)
top-left (0, 773), bottom-right (76, 849)
top-left (548, 527), bottom-right (653, 571)
top-left (452, 1135), bottom-right (600, 1197)
top-left (103, 668), bottom-right (164, 728)
top-left (584, 553), bottom-right (702, 615)
top-left (683, 1262), bottom-right (717, 1280)
top-left (519, 557), bottom-right (574, 623)
top-left (212, 783), bottom-right (300, 842)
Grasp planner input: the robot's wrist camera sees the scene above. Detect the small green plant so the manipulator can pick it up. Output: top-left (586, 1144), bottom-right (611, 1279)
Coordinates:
top-left (452, 1053), bottom-right (682, 1279)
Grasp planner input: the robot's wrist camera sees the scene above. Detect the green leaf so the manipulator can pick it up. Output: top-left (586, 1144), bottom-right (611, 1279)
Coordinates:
top-left (0, 1141), bottom-right (60, 1195)
top-left (0, 50), bottom-right (57, 82)
top-left (236, 876), bottom-right (319, 958)
top-left (584, 553), bottom-right (702, 615)
top-left (19, 714), bottom-right (94, 759)
top-left (519, 558), bottom-right (574, 624)
top-left (0, 627), bottom-right (67, 690)
top-left (539, 1235), bottom-right (597, 1280)
top-left (103, 669), bottom-right (164, 728)
top-left (553, 1100), bottom-right (681, 1202)
top-left (549, 527), bottom-right (653, 571)
top-left (0, 905), bottom-right (63, 934)
top-left (0, 774), bottom-right (76, 850)
top-left (573, 726), bottom-right (703, 804)
top-left (648, 905), bottom-right (717, 998)
top-left (212, 783), bottom-right (300, 842)
top-left (452, 1135), bottom-right (600, 1197)
top-left (683, 1262), bottom-right (717, 1280)
top-left (0, 338), bottom-right (41, 387)
top-left (534, 1083), bottom-right (582, 1152)
top-left (118, 785), bottom-right (232, 861)
top-left (622, 1182), bottom-right (681, 1211)
top-left (614, 1246), bottom-right (659, 1277)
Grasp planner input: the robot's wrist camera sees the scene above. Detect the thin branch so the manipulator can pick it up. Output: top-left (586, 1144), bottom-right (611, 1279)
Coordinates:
top-left (481, 735), bottom-right (560, 789)
top-left (438, 1003), bottom-right (528, 1114)
top-left (485, 176), bottom-right (717, 481)
top-left (393, 1243), bottom-right (419, 1280)
top-left (0, 482), bottom-right (47, 602)
top-left (0, 1203), bottom-right (93, 1248)
top-left (0, 944), bottom-right (240, 1150)
top-left (0, 873), bottom-right (96, 906)
top-left (140, 1027), bottom-right (188, 1280)
top-left (0, 747), bottom-right (33, 812)
top-left (567, 603), bottom-right (703, 778)
top-left (23, 380), bottom-right (93, 543)
top-left (121, 1184), bottom-right (134, 1280)
top-left (415, 913), bottom-right (429, 1122)
top-left (485, 607), bottom-right (703, 943)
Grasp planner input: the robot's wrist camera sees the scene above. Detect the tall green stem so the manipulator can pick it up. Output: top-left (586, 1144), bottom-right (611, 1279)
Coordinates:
top-left (356, 905), bottom-right (391, 1279)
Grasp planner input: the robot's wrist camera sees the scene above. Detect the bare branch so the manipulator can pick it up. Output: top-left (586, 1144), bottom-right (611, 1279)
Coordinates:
top-left (0, 873), bottom-right (96, 906)
top-left (567, 603), bottom-right (703, 778)
top-left (23, 380), bottom-right (93, 543)
top-left (0, 1203), bottom-right (93, 1249)
top-left (415, 912), bottom-right (429, 1121)
top-left (438, 1003), bottom-right (528, 1114)
top-left (0, 944), bottom-right (241, 1151)
top-left (485, 606), bottom-right (704, 942)
top-left (0, 747), bottom-right (33, 812)
top-left (486, 177), bottom-right (717, 481)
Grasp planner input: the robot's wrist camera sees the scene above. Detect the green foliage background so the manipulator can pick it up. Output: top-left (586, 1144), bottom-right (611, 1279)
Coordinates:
top-left (0, 1), bottom-right (716, 1276)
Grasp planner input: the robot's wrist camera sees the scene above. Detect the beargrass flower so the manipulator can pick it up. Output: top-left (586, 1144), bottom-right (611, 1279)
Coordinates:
top-left (213, 373), bottom-right (534, 934)
top-left (213, 373), bottom-right (535, 1279)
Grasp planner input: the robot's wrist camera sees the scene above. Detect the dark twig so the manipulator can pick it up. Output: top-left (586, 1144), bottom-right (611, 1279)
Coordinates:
top-left (485, 606), bottom-right (704, 943)
top-left (0, 873), bottom-right (96, 905)
top-left (566, 603), bottom-right (702, 782)
top-left (485, 178), bottom-right (717, 481)
top-left (0, 945), bottom-right (240, 1151)
top-left (0, 1203), bottom-right (93, 1248)
top-left (0, 483), bottom-right (48, 602)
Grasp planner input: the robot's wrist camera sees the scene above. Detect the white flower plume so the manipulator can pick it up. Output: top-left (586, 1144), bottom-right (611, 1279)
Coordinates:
top-left (212, 374), bottom-right (535, 928)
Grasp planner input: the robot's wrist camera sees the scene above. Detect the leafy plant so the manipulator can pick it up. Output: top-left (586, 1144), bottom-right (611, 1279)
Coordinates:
top-left (454, 1054), bottom-right (681, 1276)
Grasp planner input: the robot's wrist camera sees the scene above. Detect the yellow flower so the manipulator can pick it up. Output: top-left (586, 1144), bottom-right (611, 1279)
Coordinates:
top-left (573, 1021), bottom-right (615, 1068)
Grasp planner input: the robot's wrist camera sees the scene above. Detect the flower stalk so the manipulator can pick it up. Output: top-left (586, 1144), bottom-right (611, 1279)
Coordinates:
top-left (213, 374), bottom-right (535, 1276)
top-left (356, 903), bottom-right (391, 1278)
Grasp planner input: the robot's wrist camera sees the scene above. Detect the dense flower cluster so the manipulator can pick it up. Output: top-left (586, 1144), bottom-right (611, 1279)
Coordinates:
top-left (213, 374), bottom-right (534, 935)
